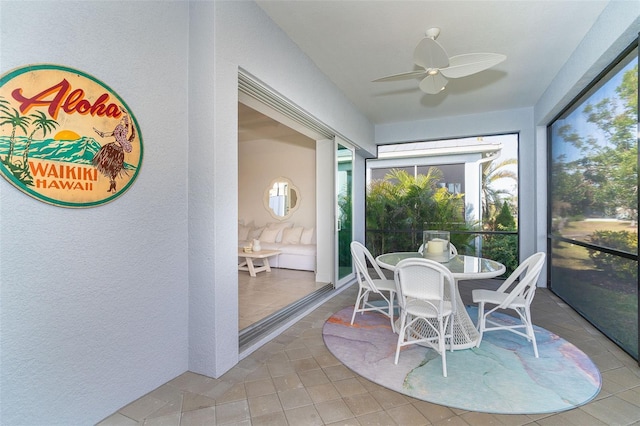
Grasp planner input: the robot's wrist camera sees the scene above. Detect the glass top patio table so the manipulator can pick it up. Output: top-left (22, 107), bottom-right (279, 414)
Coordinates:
top-left (376, 253), bottom-right (505, 280)
top-left (375, 252), bottom-right (506, 350)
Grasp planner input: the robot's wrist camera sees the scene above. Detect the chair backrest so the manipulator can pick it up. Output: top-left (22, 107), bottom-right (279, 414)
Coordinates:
top-left (418, 242), bottom-right (458, 256)
top-left (350, 241), bottom-right (388, 293)
top-left (495, 252), bottom-right (546, 308)
top-left (394, 258), bottom-right (456, 313)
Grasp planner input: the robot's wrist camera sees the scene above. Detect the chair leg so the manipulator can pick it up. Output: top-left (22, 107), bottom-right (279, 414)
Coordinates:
top-left (439, 318), bottom-right (447, 377)
top-left (448, 315), bottom-right (455, 352)
top-left (475, 302), bottom-right (485, 348)
top-left (388, 292), bottom-right (395, 333)
top-left (524, 306), bottom-right (539, 358)
top-left (394, 313), bottom-right (407, 365)
top-left (350, 288), bottom-right (366, 325)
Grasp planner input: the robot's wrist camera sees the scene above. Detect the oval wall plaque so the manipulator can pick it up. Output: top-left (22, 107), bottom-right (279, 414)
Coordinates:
top-left (0, 64), bottom-right (143, 207)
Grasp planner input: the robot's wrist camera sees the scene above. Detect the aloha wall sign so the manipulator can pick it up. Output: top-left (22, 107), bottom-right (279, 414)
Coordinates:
top-left (0, 64), bottom-right (143, 207)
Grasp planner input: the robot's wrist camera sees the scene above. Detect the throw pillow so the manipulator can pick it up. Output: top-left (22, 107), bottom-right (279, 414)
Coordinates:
top-left (300, 227), bottom-right (314, 245)
top-left (282, 227), bottom-right (303, 244)
top-left (259, 227), bottom-right (280, 243)
top-left (267, 222), bottom-right (294, 243)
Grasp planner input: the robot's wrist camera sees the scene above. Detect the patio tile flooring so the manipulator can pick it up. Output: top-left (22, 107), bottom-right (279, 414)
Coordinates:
top-left (98, 279), bottom-right (640, 425)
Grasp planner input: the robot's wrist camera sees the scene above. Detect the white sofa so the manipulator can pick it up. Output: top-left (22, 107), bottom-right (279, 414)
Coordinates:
top-left (239, 221), bottom-right (316, 272)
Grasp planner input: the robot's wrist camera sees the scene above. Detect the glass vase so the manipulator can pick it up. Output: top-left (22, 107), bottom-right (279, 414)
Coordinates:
top-left (422, 230), bottom-right (451, 263)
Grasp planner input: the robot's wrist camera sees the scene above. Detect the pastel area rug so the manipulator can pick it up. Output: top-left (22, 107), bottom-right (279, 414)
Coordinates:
top-left (323, 305), bottom-right (601, 414)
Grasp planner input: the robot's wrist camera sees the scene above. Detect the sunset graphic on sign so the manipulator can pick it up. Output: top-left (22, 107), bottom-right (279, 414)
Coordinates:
top-left (54, 130), bottom-right (81, 140)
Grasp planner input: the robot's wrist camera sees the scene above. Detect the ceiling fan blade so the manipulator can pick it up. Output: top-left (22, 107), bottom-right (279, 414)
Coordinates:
top-left (419, 73), bottom-right (448, 94)
top-left (413, 37), bottom-right (449, 69)
top-left (372, 70), bottom-right (427, 82)
top-left (439, 53), bottom-right (506, 79)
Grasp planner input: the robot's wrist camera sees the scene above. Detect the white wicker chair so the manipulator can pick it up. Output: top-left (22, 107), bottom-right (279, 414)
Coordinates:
top-left (393, 258), bottom-right (456, 377)
top-left (472, 252), bottom-right (546, 357)
top-left (350, 241), bottom-right (397, 332)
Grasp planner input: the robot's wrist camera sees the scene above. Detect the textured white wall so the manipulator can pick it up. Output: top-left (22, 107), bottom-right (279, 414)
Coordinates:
top-left (188, 0), bottom-right (375, 378)
top-left (0, 2), bottom-right (190, 424)
top-left (188, 1), bottom-right (236, 378)
top-left (214, 1), bottom-right (375, 154)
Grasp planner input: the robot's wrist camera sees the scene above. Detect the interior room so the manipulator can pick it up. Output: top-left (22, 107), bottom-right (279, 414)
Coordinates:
top-left (237, 102), bottom-right (328, 331)
top-left (0, 1), bottom-right (638, 424)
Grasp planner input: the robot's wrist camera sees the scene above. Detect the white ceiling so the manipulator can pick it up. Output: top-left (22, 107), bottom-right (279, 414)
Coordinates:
top-left (253, 0), bottom-right (611, 126)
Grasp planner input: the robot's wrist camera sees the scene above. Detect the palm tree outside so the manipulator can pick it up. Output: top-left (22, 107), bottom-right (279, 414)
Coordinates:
top-left (481, 158), bottom-right (517, 227)
top-left (366, 168), bottom-right (468, 256)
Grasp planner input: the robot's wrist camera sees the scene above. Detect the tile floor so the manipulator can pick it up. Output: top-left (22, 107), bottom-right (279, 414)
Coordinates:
top-left (99, 278), bottom-right (640, 425)
top-left (238, 268), bottom-right (326, 330)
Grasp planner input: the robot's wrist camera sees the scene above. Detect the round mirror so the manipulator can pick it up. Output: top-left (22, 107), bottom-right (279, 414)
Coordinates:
top-left (264, 177), bottom-right (300, 220)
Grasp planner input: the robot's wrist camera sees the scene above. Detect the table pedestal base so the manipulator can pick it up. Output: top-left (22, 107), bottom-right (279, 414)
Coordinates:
top-left (394, 279), bottom-right (480, 350)
top-left (449, 279), bottom-right (480, 349)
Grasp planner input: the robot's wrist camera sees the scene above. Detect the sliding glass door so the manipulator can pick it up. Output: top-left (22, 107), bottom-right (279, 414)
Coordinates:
top-left (336, 142), bottom-right (354, 287)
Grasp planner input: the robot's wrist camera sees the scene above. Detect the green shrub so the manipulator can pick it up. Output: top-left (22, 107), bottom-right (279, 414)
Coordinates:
top-left (482, 234), bottom-right (518, 275)
top-left (588, 230), bottom-right (638, 281)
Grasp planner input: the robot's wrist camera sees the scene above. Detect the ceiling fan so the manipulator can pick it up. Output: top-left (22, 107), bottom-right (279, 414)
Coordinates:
top-left (373, 28), bottom-right (506, 94)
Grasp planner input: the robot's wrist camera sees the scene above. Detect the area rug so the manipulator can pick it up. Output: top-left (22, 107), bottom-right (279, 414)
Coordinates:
top-left (323, 306), bottom-right (601, 414)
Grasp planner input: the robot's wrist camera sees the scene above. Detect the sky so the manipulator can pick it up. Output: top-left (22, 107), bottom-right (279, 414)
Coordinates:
top-left (551, 55), bottom-right (637, 163)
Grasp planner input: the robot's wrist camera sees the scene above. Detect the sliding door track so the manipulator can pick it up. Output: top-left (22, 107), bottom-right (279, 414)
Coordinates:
top-left (239, 283), bottom-right (333, 352)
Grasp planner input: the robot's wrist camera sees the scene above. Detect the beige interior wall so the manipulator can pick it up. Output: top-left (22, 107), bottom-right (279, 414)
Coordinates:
top-left (239, 138), bottom-right (316, 229)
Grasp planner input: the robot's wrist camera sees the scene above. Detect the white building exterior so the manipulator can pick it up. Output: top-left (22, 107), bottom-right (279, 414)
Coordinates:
top-left (367, 138), bottom-right (505, 225)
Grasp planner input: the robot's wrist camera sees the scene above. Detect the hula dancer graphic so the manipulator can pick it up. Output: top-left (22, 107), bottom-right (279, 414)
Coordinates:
top-left (92, 108), bottom-right (135, 193)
